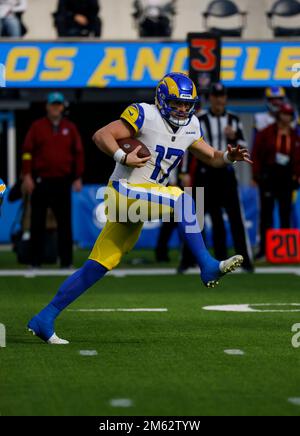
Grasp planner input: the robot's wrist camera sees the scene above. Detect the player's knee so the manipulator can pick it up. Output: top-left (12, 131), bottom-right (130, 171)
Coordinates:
top-left (83, 259), bottom-right (108, 285)
top-left (106, 256), bottom-right (122, 270)
top-left (88, 253), bottom-right (123, 271)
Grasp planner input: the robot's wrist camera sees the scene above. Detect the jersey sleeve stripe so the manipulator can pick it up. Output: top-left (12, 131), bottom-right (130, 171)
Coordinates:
top-left (121, 113), bottom-right (139, 132)
top-left (191, 137), bottom-right (203, 147)
top-left (133, 104), bottom-right (145, 130)
top-left (120, 103), bottom-right (145, 133)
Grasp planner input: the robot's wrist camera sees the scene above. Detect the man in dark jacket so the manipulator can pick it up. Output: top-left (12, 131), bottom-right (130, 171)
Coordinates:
top-left (22, 92), bottom-right (84, 268)
top-left (252, 103), bottom-right (300, 259)
top-left (54, 0), bottom-right (101, 37)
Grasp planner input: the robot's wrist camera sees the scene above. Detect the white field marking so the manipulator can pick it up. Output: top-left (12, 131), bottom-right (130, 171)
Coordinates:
top-left (203, 303), bottom-right (300, 313)
top-left (0, 269), bottom-right (78, 277)
top-left (24, 272), bottom-right (37, 278)
top-left (224, 349), bottom-right (245, 355)
top-left (0, 324), bottom-right (6, 348)
top-left (0, 268), bottom-right (176, 277)
top-left (1, 266), bottom-right (300, 277)
top-left (204, 304), bottom-right (256, 312)
top-left (109, 398), bottom-right (133, 408)
top-left (79, 350), bottom-right (98, 356)
top-left (68, 308), bottom-right (168, 312)
top-left (288, 397), bottom-right (300, 406)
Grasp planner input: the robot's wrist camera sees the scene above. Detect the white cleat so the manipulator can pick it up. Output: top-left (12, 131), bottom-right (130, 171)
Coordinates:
top-left (204, 255), bottom-right (244, 288)
top-left (47, 333), bottom-right (69, 345)
top-left (220, 255), bottom-right (244, 274)
top-left (205, 255), bottom-right (244, 288)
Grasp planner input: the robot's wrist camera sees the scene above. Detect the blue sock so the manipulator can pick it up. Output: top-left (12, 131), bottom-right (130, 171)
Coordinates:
top-left (37, 259), bottom-right (108, 322)
top-left (174, 193), bottom-right (219, 271)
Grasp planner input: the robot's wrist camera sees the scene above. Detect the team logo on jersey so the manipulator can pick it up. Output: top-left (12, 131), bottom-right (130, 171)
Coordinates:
top-left (186, 131), bottom-right (196, 135)
top-left (126, 106), bottom-right (138, 120)
top-left (62, 128), bottom-right (69, 135)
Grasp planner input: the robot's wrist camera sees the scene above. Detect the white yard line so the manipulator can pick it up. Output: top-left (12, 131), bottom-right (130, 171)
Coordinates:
top-left (203, 303), bottom-right (300, 313)
top-left (109, 399), bottom-right (133, 408)
top-left (79, 350), bottom-right (98, 356)
top-left (1, 266), bottom-right (300, 277)
top-left (224, 349), bottom-right (245, 355)
top-left (68, 308), bottom-right (168, 312)
top-left (288, 397), bottom-right (300, 406)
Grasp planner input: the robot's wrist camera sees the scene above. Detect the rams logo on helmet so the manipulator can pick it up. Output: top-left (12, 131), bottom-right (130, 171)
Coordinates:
top-left (155, 72), bottom-right (199, 127)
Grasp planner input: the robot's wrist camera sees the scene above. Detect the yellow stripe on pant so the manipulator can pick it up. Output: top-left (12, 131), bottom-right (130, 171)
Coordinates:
top-left (89, 181), bottom-right (183, 270)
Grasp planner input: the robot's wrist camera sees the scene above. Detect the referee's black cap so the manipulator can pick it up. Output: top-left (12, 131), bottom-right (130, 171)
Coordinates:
top-left (209, 82), bottom-right (227, 96)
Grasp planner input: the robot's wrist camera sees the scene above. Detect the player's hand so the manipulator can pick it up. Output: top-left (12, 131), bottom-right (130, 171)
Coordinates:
top-left (227, 144), bottom-right (253, 164)
top-left (22, 174), bottom-right (35, 195)
top-left (72, 178), bottom-right (83, 192)
top-left (125, 146), bottom-right (151, 168)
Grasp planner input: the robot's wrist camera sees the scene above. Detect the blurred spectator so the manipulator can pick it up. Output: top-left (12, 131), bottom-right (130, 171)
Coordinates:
top-left (0, 0), bottom-right (21, 36)
top-left (179, 83), bottom-right (253, 272)
top-left (252, 103), bottom-right (300, 260)
top-left (13, 0), bottom-right (27, 37)
top-left (254, 86), bottom-right (286, 132)
top-left (133, 0), bottom-right (176, 37)
top-left (297, 113), bottom-right (300, 136)
top-left (53, 0), bottom-right (101, 37)
top-left (21, 92), bottom-right (84, 268)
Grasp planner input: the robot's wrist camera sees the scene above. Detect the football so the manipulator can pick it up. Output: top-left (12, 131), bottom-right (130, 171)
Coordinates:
top-left (117, 137), bottom-right (151, 158)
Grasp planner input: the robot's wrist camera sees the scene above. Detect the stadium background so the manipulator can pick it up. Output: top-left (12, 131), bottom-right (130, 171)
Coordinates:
top-left (1, 0), bottom-right (300, 418)
top-left (1, 0), bottom-right (300, 249)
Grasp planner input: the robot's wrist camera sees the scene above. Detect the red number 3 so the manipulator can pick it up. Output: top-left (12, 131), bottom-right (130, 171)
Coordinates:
top-left (191, 39), bottom-right (217, 71)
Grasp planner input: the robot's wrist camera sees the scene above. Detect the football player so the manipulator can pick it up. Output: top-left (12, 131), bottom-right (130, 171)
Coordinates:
top-left (254, 86), bottom-right (286, 132)
top-left (27, 72), bottom-right (252, 344)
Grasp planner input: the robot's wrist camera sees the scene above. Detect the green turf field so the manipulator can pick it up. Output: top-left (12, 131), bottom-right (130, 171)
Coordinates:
top-left (0, 247), bottom-right (181, 269)
top-left (1, 266), bottom-right (300, 416)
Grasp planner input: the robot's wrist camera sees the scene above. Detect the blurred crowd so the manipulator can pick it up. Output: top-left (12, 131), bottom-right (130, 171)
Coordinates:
top-left (11, 85), bottom-right (300, 269)
top-left (1, 0), bottom-right (300, 39)
top-left (0, 0), bottom-right (177, 38)
top-left (0, 0), bottom-right (27, 37)
top-left (157, 84), bottom-right (300, 271)
top-left (1, 0), bottom-right (300, 268)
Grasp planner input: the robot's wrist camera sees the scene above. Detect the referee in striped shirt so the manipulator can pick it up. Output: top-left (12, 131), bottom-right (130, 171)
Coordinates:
top-left (180, 83), bottom-right (253, 272)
